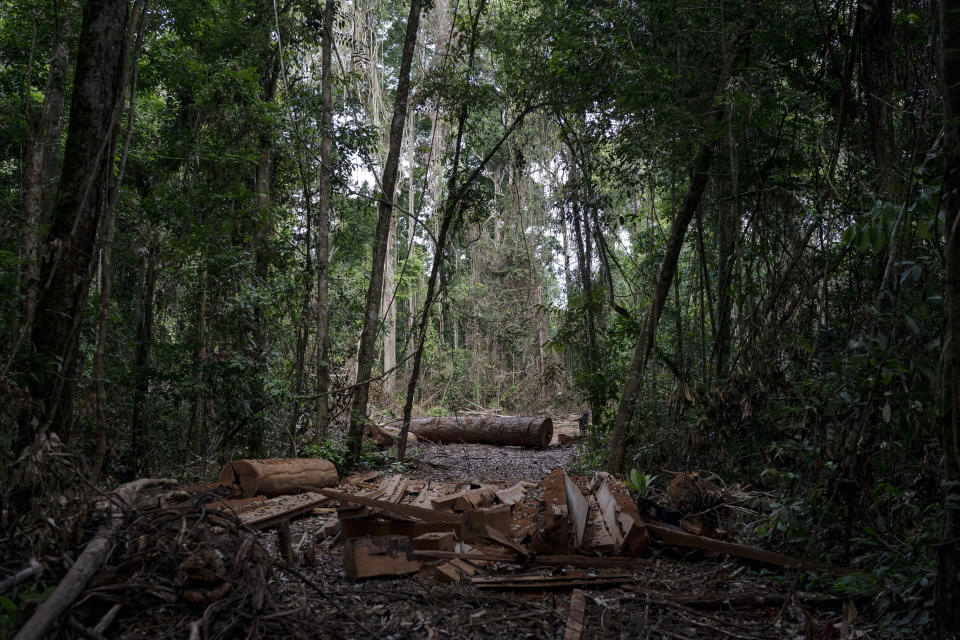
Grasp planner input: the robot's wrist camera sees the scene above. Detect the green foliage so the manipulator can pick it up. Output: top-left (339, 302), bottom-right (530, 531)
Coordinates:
top-left (624, 469), bottom-right (658, 496)
top-left (0, 582), bottom-right (54, 634)
top-left (304, 437), bottom-right (389, 472)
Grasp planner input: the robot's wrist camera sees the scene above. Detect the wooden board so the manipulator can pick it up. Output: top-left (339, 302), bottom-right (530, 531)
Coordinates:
top-left (563, 471), bottom-right (589, 548)
top-left (343, 535), bottom-right (420, 580)
top-left (644, 522), bottom-right (849, 573)
top-left (380, 474), bottom-right (408, 503)
top-left (340, 515), bottom-right (457, 540)
top-left (453, 486), bottom-right (497, 511)
top-left (495, 482), bottom-right (526, 506)
top-left (341, 470), bottom-right (381, 485)
top-left (314, 488), bottom-right (462, 524)
top-left (603, 479), bottom-right (650, 556)
top-left (582, 492), bottom-right (615, 553)
top-left (535, 469), bottom-right (569, 554)
top-left (235, 492), bottom-right (331, 530)
top-left (413, 550), bottom-right (651, 569)
top-left (471, 571), bottom-right (632, 590)
top-left (563, 589), bottom-right (586, 640)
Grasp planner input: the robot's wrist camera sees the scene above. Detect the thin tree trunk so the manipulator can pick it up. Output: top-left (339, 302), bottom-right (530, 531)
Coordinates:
top-left (16, 0), bottom-right (131, 456)
top-left (383, 215), bottom-right (397, 395)
top-left (347, 0), bottom-right (423, 466)
top-left (315, 0), bottom-right (335, 439)
top-left (92, 0), bottom-right (148, 482)
top-left (606, 114), bottom-right (721, 473)
top-left (130, 230), bottom-right (158, 477)
top-left (936, 1), bottom-right (960, 633)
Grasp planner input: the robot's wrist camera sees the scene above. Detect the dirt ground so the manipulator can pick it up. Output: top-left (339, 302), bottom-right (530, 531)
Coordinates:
top-left (263, 414), bottom-right (883, 640)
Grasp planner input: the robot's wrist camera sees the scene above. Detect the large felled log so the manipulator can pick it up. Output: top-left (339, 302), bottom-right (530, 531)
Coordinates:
top-left (217, 458), bottom-right (338, 498)
top-left (408, 415), bottom-right (553, 447)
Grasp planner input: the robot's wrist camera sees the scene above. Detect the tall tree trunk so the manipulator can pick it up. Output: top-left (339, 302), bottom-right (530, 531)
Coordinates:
top-left (347, 0), bottom-right (423, 467)
top-left (715, 102), bottom-right (738, 381)
top-left (92, 0), bottom-right (148, 482)
top-left (16, 0), bottom-right (130, 456)
top-left (383, 216), bottom-right (397, 395)
top-left (315, 0), bottom-right (335, 439)
top-left (22, 0), bottom-right (78, 324)
top-left (859, 0), bottom-right (896, 196)
top-left (288, 161), bottom-right (313, 454)
top-left (936, 1), bottom-right (960, 634)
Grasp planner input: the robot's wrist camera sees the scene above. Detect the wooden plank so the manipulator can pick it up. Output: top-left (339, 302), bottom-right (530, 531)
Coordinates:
top-left (340, 515), bottom-right (457, 540)
top-left (471, 572), bottom-right (632, 590)
top-left (583, 492), bottom-right (615, 553)
top-left (380, 474), bottom-right (407, 503)
top-left (563, 471), bottom-right (589, 548)
top-left (314, 488), bottom-right (462, 524)
top-left (454, 486), bottom-right (497, 511)
top-left (644, 522), bottom-right (850, 573)
top-left (461, 505), bottom-right (513, 539)
top-left (413, 550), bottom-right (651, 569)
top-left (341, 470), bottom-right (381, 485)
top-left (495, 482), bottom-right (526, 506)
top-left (343, 535), bottom-right (420, 580)
top-left (238, 493), bottom-right (331, 530)
top-left (536, 469), bottom-right (569, 554)
top-left (602, 479), bottom-right (650, 556)
top-left (563, 589), bottom-right (586, 640)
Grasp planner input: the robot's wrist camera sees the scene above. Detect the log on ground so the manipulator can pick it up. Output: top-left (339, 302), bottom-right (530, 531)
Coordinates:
top-left (408, 415), bottom-right (553, 447)
top-left (217, 458), bottom-right (338, 498)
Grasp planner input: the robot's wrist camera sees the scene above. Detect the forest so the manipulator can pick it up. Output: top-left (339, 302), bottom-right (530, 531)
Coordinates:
top-left (2, 0), bottom-right (960, 637)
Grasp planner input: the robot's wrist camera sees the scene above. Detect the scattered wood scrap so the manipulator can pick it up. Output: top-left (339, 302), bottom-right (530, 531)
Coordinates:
top-left (563, 589), bottom-right (586, 640)
top-left (563, 471), bottom-right (589, 548)
top-left (494, 482), bottom-right (526, 506)
top-left (343, 536), bottom-right (420, 580)
top-left (471, 571), bottom-right (632, 590)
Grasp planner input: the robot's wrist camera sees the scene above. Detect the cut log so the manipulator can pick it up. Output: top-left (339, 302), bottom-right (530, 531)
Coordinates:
top-left (495, 482), bottom-right (526, 506)
top-left (564, 589), bottom-right (586, 640)
top-left (563, 471), bottom-right (589, 548)
top-left (408, 415), bottom-right (553, 447)
top-left (217, 458), bottom-right (338, 498)
top-left (342, 535), bottom-right (420, 580)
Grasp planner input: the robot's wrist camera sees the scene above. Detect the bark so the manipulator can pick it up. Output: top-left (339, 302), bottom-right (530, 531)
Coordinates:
top-left (22, 1), bottom-right (78, 322)
top-left (347, 0), bottom-right (423, 466)
top-left (130, 231), bottom-right (158, 477)
top-left (936, 1), bottom-right (960, 634)
top-left (17, 0), bottom-right (130, 454)
top-left (606, 119), bottom-right (721, 473)
top-left (315, 0), bottom-right (335, 439)
top-left (408, 416), bottom-right (553, 447)
top-left (859, 0), bottom-right (897, 196)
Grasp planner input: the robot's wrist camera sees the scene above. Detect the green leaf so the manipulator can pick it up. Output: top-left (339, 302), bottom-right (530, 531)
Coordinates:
top-left (0, 597), bottom-right (16, 612)
top-left (882, 402), bottom-right (891, 423)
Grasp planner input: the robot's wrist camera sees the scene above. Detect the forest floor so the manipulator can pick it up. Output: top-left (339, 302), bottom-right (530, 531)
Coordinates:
top-left (261, 414), bottom-right (882, 640)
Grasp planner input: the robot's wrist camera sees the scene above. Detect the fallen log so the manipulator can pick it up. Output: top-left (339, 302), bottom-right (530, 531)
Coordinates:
top-left (408, 415), bottom-right (553, 447)
top-left (14, 479), bottom-right (177, 640)
top-left (217, 458), bottom-right (338, 498)
top-left (0, 560), bottom-right (43, 595)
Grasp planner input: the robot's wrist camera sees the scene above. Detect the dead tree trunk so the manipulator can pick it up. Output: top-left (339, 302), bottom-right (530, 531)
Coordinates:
top-left (16, 0), bottom-right (130, 456)
top-left (347, 0), bottom-right (423, 467)
top-left (936, 0), bottom-right (960, 634)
